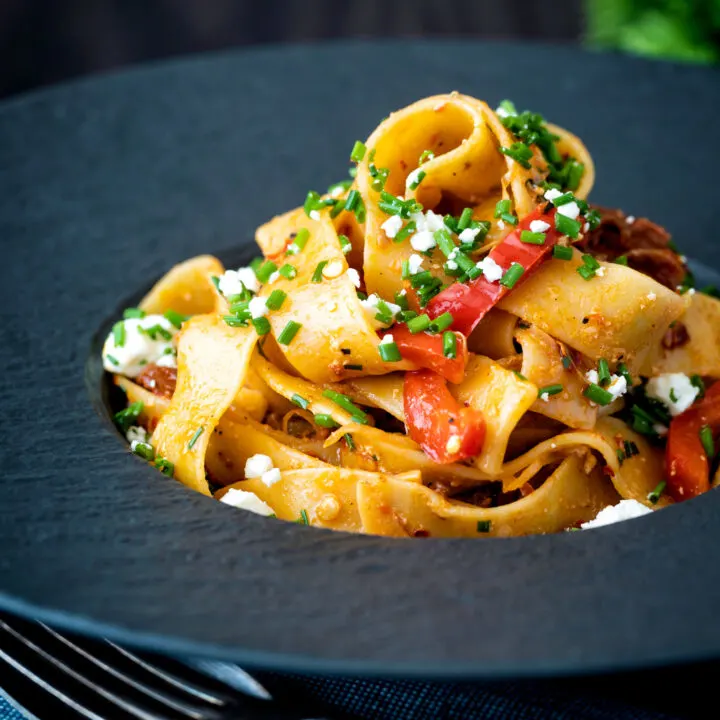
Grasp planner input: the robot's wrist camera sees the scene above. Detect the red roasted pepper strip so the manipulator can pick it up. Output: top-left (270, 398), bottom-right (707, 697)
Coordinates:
top-left (404, 370), bottom-right (485, 463)
top-left (380, 326), bottom-right (467, 384)
top-left (427, 205), bottom-right (563, 335)
top-left (666, 381), bottom-right (720, 502)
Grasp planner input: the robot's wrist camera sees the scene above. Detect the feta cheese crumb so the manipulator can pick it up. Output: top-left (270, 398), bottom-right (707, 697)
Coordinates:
top-left (580, 499), bottom-right (652, 530)
top-left (244, 454), bottom-right (274, 479)
top-left (330, 185), bottom-right (345, 198)
top-left (529, 219), bottom-right (550, 233)
top-left (248, 296), bottom-right (268, 318)
top-left (346, 268), bottom-right (361, 288)
top-left (605, 374), bottom-right (628, 401)
top-left (360, 294), bottom-right (402, 329)
top-left (544, 188), bottom-right (563, 202)
top-left (261, 467), bottom-right (282, 487)
top-left (497, 220), bottom-right (505, 230)
top-left (268, 271), bottom-right (280, 283)
top-left (595, 266), bottom-right (606, 277)
top-left (218, 267), bottom-right (259, 296)
top-left (309, 210), bottom-right (321, 221)
top-left (126, 426), bottom-right (148, 444)
top-left (220, 488), bottom-right (275, 516)
top-left (408, 254), bottom-right (425, 275)
top-left (475, 256), bottom-right (504, 283)
top-left (381, 215), bottom-right (403, 239)
top-left (286, 243), bottom-right (300, 255)
top-left (646, 373), bottom-right (699, 416)
top-left (458, 227), bottom-right (481, 243)
top-left (379, 334), bottom-right (394, 345)
top-left (646, 292), bottom-right (657, 301)
top-left (653, 423), bottom-right (669, 436)
top-left (557, 201), bottom-right (580, 220)
top-left (405, 167), bottom-right (424, 189)
top-left (155, 352), bottom-right (177, 369)
top-left (446, 260), bottom-right (458, 271)
top-left (585, 369), bottom-right (599, 385)
top-left (540, 392), bottom-right (550, 402)
top-left (583, 222), bottom-right (590, 232)
top-left (410, 230), bottom-right (436, 252)
top-left (322, 259), bottom-right (344, 279)
top-left (626, 215), bottom-right (635, 224)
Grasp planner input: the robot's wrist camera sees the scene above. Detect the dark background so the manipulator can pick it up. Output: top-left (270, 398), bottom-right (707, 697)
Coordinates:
top-left (0, 0), bottom-right (583, 100)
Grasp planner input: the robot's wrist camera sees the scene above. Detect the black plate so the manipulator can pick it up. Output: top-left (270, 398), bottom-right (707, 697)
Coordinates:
top-left (2, 40), bottom-right (720, 679)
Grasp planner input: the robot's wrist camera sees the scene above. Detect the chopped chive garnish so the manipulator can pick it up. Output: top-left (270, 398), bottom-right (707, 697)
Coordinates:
top-left (615, 255), bottom-right (629, 266)
top-left (394, 291), bottom-right (409, 311)
top-left (350, 140), bottom-right (366, 162)
top-left (520, 230), bottom-right (546, 245)
top-left (624, 440), bottom-right (639, 458)
top-left (328, 179), bottom-right (353, 196)
top-left (265, 289), bottom-right (287, 311)
top-left (344, 363), bottom-right (363, 371)
top-left (398, 310), bottom-right (417, 323)
top-left (458, 208), bottom-right (474, 231)
top-left (278, 264), bottom-right (297, 279)
top-left (618, 362), bottom-right (632, 386)
top-left (211, 275), bottom-right (221, 292)
top-left (401, 260), bottom-right (410, 279)
top-left (394, 221), bottom-right (416, 244)
top-left (408, 169), bottom-right (426, 190)
top-left (378, 340), bottom-right (402, 362)
top-left (163, 310), bottom-right (188, 328)
top-left (250, 256), bottom-right (264, 272)
top-left (299, 509), bottom-right (310, 525)
top-left (691, 374), bottom-right (705, 399)
top-left (500, 262), bottom-right (524, 289)
top-left (429, 312), bottom-right (454, 334)
top-left (113, 401), bottom-right (144, 433)
top-left (477, 520), bottom-right (491, 533)
top-left (514, 371), bottom-right (528, 381)
top-left (553, 245), bottom-right (573, 260)
top-left (354, 195), bottom-right (367, 223)
top-left (303, 191), bottom-right (324, 217)
top-left (338, 234), bottom-right (352, 254)
top-left (123, 307), bottom-right (146, 319)
top-left (551, 192), bottom-right (574, 207)
top-left (223, 315), bottom-right (248, 327)
top-left (616, 449), bottom-right (626, 465)
top-left (647, 480), bottom-right (667, 505)
top-left (443, 215), bottom-right (459, 234)
top-left (286, 228), bottom-right (310, 255)
top-left (329, 200), bottom-right (345, 219)
top-left (255, 261), bottom-right (278, 284)
top-left (565, 161), bottom-right (585, 191)
top-left (277, 320), bottom-right (301, 345)
top-left (410, 271), bottom-right (434, 288)
top-left (442, 331), bottom-right (457, 359)
top-left (132, 442), bottom-right (155, 461)
top-left (112, 322), bottom-right (126, 348)
top-left (312, 261), bottom-right (329, 283)
top-left (291, 394), bottom-right (310, 410)
top-left (577, 265), bottom-right (596, 281)
top-left (419, 149), bottom-right (435, 164)
top-left (314, 414), bottom-right (340, 429)
top-left (187, 426), bottom-right (204, 450)
top-left (344, 189), bottom-right (360, 212)
top-left (434, 229), bottom-right (456, 257)
top-left (583, 383), bottom-right (614, 406)
top-left (154, 457), bottom-right (174, 477)
top-left (322, 389), bottom-right (369, 424)
top-left (106, 354), bottom-right (119, 365)
top-left (700, 425), bottom-right (715, 459)
top-left (499, 142), bottom-right (533, 169)
top-left (538, 384), bottom-right (563, 397)
top-left (555, 213), bottom-right (582, 239)
top-left (407, 314), bottom-right (431, 334)
top-left (669, 387), bottom-right (679, 403)
top-left (494, 199), bottom-right (511, 218)
top-left (251, 317), bottom-right (271, 335)
top-left (585, 208), bottom-right (601, 230)
top-left (561, 355), bottom-right (572, 370)
top-left (597, 359), bottom-right (611, 386)
top-left (344, 433), bottom-right (356, 450)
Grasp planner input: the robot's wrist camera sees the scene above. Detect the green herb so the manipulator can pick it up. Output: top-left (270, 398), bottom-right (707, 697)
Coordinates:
top-left (477, 520), bottom-right (491, 533)
top-left (223, 315), bottom-right (248, 328)
top-left (615, 255), bottom-right (629, 266)
top-left (278, 264), bottom-right (297, 280)
top-left (114, 402), bottom-right (144, 433)
top-left (211, 275), bottom-right (221, 292)
top-left (106, 354), bottom-right (119, 365)
top-left (555, 213), bottom-right (582, 239)
top-left (457, 208), bottom-right (474, 231)
top-left (429, 312), bottom-right (454, 334)
top-left (443, 331), bottom-right (457, 359)
top-left (328, 179), bottom-right (353, 196)
top-left (499, 142), bottom-right (533, 169)
top-left (585, 208), bottom-right (601, 230)
top-left (255, 261), bottom-right (278, 284)
top-left (338, 234), bottom-right (352, 255)
top-left (187, 426), bottom-right (204, 450)
top-left (132, 442), bottom-right (155, 461)
top-left (690, 374), bottom-right (705, 399)
top-left (514, 371), bottom-right (528, 381)
top-left (520, 230), bottom-right (546, 245)
top-left (299, 509), bottom-right (310, 525)
top-left (434, 229), bottom-right (456, 257)
top-left (583, 383), bottom-right (614, 406)
top-left (251, 317), bottom-right (271, 335)
top-left (303, 190), bottom-right (331, 217)
top-left (163, 310), bottom-right (189, 328)
top-left (112, 322), bottom-right (126, 348)
top-left (287, 228), bottom-right (310, 256)
top-left (419, 149), bottom-right (435, 164)
top-left (647, 480), bottom-right (667, 505)
top-left (407, 314), bottom-right (431, 334)
top-left (538, 384), bottom-right (563, 397)
top-left (291, 394), bottom-right (310, 410)
top-left (379, 340), bottom-right (402, 362)
top-left (561, 355), bottom-right (572, 370)
top-left (314, 414), bottom-right (340, 429)
top-left (344, 433), bottom-right (356, 450)
top-left (154, 457), bottom-right (174, 477)
top-left (350, 140), bottom-right (366, 162)
top-left (265, 289), bottom-right (287, 311)
top-left (597, 359), bottom-right (611, 386)
top-left (494, 199), bottom-right (512, 218)
top-left (408, 169), bottom-right (426, 190)
top-left (394, 291), bottom-right (409, 311)
top-left (277, 320), bottom-right (302, 345)
top-left (553, 245), bottom-right (573, 260)
top-left (500, 263), bottom-right (524, 289)
top-left (344, 364), bottom-right (363, 371)
top-left (322, 389), bottom-right (369, 424)
top-left (624, 440), bottom-right (639, 458)
top-left (669, 387), bottom-right (679, 403)
top-left (394, 221), bottom-right (417, 244)
top-left (700, 425), bottom-right (715, 459)
top-left (616, 449), bottom-right (626, 465)
top-left (123, 307), bottom-right (146, 319)
top-left (344, 189), bottom-right (360, 212)
top-left (618, 362), bottom-right (633, 386)
top-left (312, 261), bottom-right (329, 283)
top-left (250, 257), bottom-right (264, 272)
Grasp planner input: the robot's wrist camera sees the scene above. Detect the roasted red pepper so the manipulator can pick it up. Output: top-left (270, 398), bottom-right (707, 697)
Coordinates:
top-left (404, 370), bottom-right (485, 463)
top-left (380, 326), bottom-right (467, 384)
top-left (427, 205), bottom-right (564, 335)
top-left (666, 381), bottom-right (720, 502)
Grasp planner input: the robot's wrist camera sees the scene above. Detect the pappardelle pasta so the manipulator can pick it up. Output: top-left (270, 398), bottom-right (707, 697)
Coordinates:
top-left (103, 93), bottom-right (720, 537)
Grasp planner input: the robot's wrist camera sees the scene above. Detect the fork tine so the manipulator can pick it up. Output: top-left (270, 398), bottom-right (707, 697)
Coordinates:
top-left (38, 622), bottom-right (215, 719)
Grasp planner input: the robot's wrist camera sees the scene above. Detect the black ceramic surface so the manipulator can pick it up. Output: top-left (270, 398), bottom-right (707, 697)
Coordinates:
top-left (1, 40), bottom-right (720, 679)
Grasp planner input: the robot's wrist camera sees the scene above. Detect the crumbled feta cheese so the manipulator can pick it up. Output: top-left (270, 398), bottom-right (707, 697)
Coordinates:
top-left (261, 467), bottom-right (282, 487)
top-left (360, 294), bottom-right (402, 329)
top-left (409, 209), bottom-right (444, 234)
top-left (458, 227), bottom-right (481, 243)
top-left (653, 423), bottom-right (669, 436)
top-left (155, 352), bottom-right (177, 369)
top-left (268, 271), bottom-right (280, 283)
top-left (405, 167), bottom-right (424, 189)
top-left (102, 314), bottom-right (177, 378)
top-left (346, 268), bottom-right (361, 288)
top-left (126, 426), bottom-right (148, 444)
top-left (218, 267), bottom-right (259, 296)
top-left (595, 266), bottom-right (606, 277)
top-left (544, 188), bottom-right (563, 202)
top-left (446, 260), bottom-right (458, 271)
top-left (646, 292), bottom-right (657, 301)
top-left (605, 374), bottom-right (628, 401)
top-left (585, 369), bottom-right (599, 385)
top-left (410, 230), bottom-right (436, 252)
top-left (540, 392), bottom-right (550, 402)
top-left (688, 288), bottom-right (696, 296)
top-left (408, 254), bottom-right (425, 275)
top-left (448, 248), bottom-right (459, 261)
top-left (646, 373), bottom-right (699, 416)
top-left (248, 296), bottom-right (268, 318)
top-left (495, 105), bottom-right (513, 118)
top-left (220, 488), bottom-right (275, 516)
top-left (580, 499), bottom-right (652, 529)
top-left (529, 219), bottom-right (550, 233)
top-left (626, 215), bottom-right (635, 224)
top-left (680, 255), bottom-right (688, 264)
top-left (381, 215), bottom-right (403, 239)
top-left (330, 185), bottom-right (345, 198)
top-left (445, 435), bottom-right (462, 454)
top-left (322, 259), bottom-right (344, 279)
top-left (379, 334), bottom-right (394, 345)
top-left (244, 454), bottom-right (274, 479)
top-left (557, 201), bottom-right (580, 220)
top-left (583, 222), bottom-right (590, 232)
top-left (309, 210), bottom-right (321, 221)
top-left (497, 220), bottom-right (505, 230)
top-left (398, 288), bottom-right (407, 296)
top-left (475, 256), bottom-right (504, 283)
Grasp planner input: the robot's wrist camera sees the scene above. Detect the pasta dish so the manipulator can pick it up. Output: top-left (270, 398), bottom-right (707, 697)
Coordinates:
top-left (102, 94), bottom-right (720, 537)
